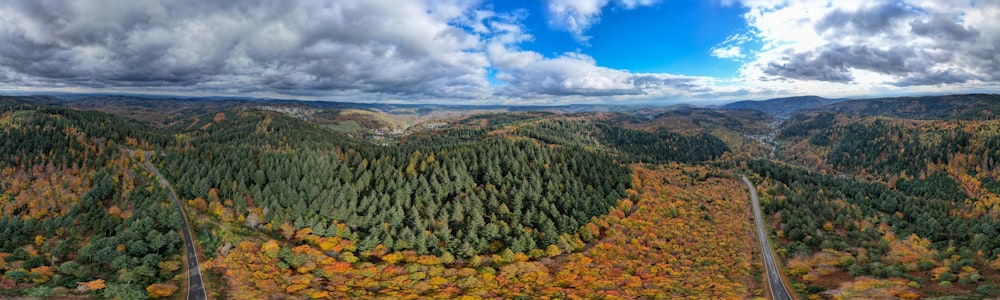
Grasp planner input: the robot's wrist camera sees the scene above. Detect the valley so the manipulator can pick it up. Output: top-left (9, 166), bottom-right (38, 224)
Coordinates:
top-left (2, 94), bottom-right (1000, 299)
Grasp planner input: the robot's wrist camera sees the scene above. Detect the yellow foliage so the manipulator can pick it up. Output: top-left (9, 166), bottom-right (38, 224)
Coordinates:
top-left (261, 240), bottom-right (280, 258)
top-left (822, 221), bottom-right (834, 232)
top-left (319, 237), bottom-right (339, 252)
top-left (545, 245), bottom-right (562, 257)
top-left (208, 201), bottom-right (225, 218)
top-left (295, 228), bottom-right (313, 241)
top-left (382, 252), bottom-right (403, 264)
top-left (429, 276), bottom-right (448, 286)
top-left (788, 257), bottom-right (812, 276)
top-left (146, 283), bottom-right (178, 298)
top-left (309, 291), bottom-right (330, 299)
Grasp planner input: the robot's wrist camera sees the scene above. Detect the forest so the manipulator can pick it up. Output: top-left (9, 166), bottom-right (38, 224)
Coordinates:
top-left (754, 101), bottom-right (1000, 298)
top-left (1, 99), bottom-right (184, 298)
top-left (2, 94), bottom-right (1000, 299)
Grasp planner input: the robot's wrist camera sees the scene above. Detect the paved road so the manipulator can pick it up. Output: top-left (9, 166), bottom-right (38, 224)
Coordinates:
top-left (140, 152), bottom-right (208, 300)
top-left (743, 176), bottom-right (793, 300)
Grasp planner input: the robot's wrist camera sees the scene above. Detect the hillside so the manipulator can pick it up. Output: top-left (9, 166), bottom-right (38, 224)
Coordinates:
top-left (0, 102), bottom-right (185, 298)
top-left (723, 95), bottom-right (843, 118)
top-left (818, 94), bottom-right (1000, 120)
top-left (2, 94), bottom-right (1000, 299)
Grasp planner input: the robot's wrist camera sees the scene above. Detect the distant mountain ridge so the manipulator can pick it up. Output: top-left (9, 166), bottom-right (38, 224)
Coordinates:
top-left (722, 93), bottom-right (1000, 120)
top-left (7, 93), bottom-right (1000, 121)
top-left (722, 96), bottom-right (844, 118)
top-left (817, 94), bottom-right (1000, 119)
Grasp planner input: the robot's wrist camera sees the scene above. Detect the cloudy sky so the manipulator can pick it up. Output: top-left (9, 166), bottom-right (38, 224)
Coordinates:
top-left (0, 0), bottom-right (997, 104)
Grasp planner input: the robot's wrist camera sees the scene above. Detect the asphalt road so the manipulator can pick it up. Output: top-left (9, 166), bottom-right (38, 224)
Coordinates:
top-left (141, 152), bottom-right (208, 300)
top-left (743, 176), bottom-right (793, 300)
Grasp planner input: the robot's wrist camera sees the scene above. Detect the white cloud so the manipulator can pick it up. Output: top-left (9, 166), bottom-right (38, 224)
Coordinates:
top-left (545, 0), bottom-right (659, 42)
top-left (732, 0), bottom-right (1000, 96)
top-left (711, 46), bottom-right (744, 59)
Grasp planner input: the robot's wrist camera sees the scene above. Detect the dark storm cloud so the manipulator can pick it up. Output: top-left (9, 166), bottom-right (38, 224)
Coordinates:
top-left (764, 45), bottom-right (917, 83)
top-left (815, 2), bottom-right (914, 35)
top-left (755, 1), bottom-right (999, 87)
top-left (0, 0), bottom-right (491, 99)
top-left (892, 69), bottom-right (974, 87)
top-left (910, 15), bottom-right (980, 42)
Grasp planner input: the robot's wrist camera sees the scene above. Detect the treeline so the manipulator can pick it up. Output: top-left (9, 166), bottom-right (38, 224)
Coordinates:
top-left (459, 112), bottom-right (547, 127)
top-left (402, 127), bottom-right (489, 147)
top-left (163, 110), bottom-right (631, 257)
top-left (0, 103), bottom-right (166, 168)
top-left (509, 118), bottom-right (730, 164)
top-left (411, 116), bottom-right (732, 165)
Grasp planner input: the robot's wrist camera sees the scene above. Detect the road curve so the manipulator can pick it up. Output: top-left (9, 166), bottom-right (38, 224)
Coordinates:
top-left (140, 152), bottom-right (208, 300)
top-left (743, 175), bottom-right (793, 300)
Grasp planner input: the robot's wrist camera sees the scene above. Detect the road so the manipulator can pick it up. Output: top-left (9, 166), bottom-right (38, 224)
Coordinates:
top-left (139, 151), bottom-right (208, 300)
top-left (743, 176), bottom-right (793, 300)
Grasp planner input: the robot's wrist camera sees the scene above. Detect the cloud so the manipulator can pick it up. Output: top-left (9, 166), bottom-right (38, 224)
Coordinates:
top-left (711, 46), bottom-right (744, 59)
top-left (545, 0), bottom-right (659, 42)
top-left (764, 45), bottom-right (916, 83)
top-left (710, 32), bottom-right (754, 60)
top-left (909, 14), bottom-right (980, 42)
top-left (484, 15), bottom-right (738, 101)
top-left (0, 0), bottom-right (492, 100)
top-left (735, 0), bottom-right (1000, 90)
top-left (0, 0), bottom-right (746, 103)
top-left (492, 52), bottom-right (641, 97)
top-left (814, 2), bottom-right (915, 35)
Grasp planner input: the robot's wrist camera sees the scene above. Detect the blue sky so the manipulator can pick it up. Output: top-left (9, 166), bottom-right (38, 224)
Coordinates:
top-left (0, 0), bottom-right (997, 104)
top-left (499, 1), bottom-right (749, 77)
top-left (479, 1), bottom-right (748, 101)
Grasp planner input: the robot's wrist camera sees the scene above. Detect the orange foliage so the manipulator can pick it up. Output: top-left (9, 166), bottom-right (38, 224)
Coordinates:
top-left (207, 164), bottom-right (757, 299)
top-left (188, 197), bottom-right (207, 213)
top-left (30, 265), bottom-right (53, 277)
top-left (78, 279), bottom-right (106, 291)
top-left (108, 205), bottom-right (123, 218)
top-left (0, 164), bottom-right (90, 219)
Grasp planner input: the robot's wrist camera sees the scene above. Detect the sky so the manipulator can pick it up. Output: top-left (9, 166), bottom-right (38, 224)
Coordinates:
top-left (0, 0), bottom-right (998, 104)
